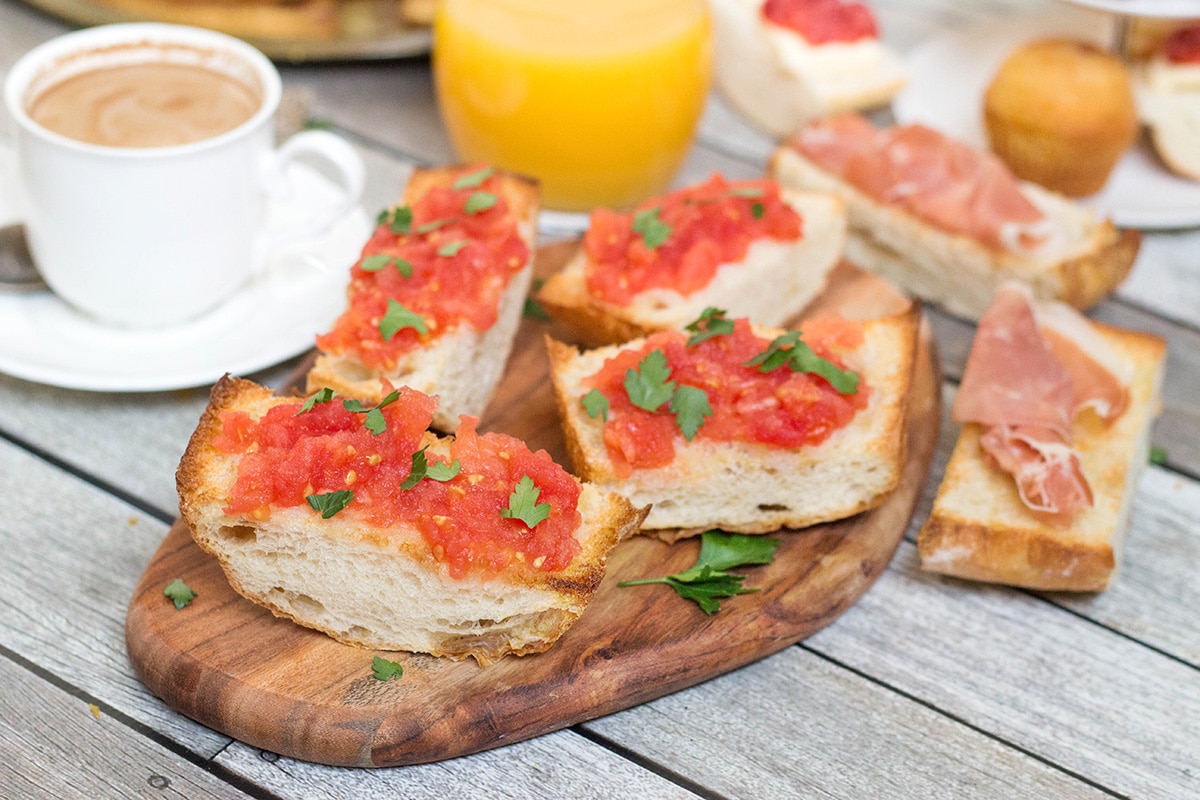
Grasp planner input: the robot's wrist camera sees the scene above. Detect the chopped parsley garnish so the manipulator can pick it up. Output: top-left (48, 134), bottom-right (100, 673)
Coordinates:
top-left (360, 254), bottom-right (414, 278)
top-left (745, 331), bottom-right (860, 395)
top-left (401, 446), bottom-right (462, 490)
top-left (581, 388), bottom-right (610, 422)
top-left (623, 348), bottom-right (712, 440)
top-left (1149, 446), bottom-right (1168, 466)
top-left (378, 205), bottom-right (413, 235)
top-left (750, 202), bottom-right (765, 219)
top-left (297, 387), bottom-right (335, 414)
top-left (343, 390), bottom-right (401, 435)
top-left (632, 207), bottom-right (672, 249)
top-left (416, 217), bottom-right (454, 234)
top-left (500, 475), bottom-right (552, 529)
top-left (306, 489), bottom-right (354, 519)
top-left (685, 307), bottom-right (735, 346)
top-left (437, 240), bottom-right (469, 257)
top-left (619, 531), bottom-right (780, 614)
top-left (464, 191), bottom-right (497, 214)
top-left (453, 166), bottom-right (495, 189)
top-left (163, 578), bottom-right (196, 610)
top-left (372, 656), bottom-right (403, 682)
top-left (379, 299), bottom-right (429, 341)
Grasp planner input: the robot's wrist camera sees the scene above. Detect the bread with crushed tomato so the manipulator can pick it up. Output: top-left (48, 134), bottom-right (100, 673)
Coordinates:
top-left (177, 375), bottom-right (646, 666)
top-left (546, 306), bottom-right (919, 540)
top-left (917, 323), bottom-right (1166, 592)
top-left (306, 166), bottom-right (539, 432)
top-left (536, 190), bottom-right (846, 349)
top-left (770, 139), bottom-right (1140, 322)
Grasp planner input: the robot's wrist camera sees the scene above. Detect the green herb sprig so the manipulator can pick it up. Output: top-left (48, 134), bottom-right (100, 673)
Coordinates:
top-left (500, 475), bottom-right (552, 529)
top-left (745, 331), bottom-right (860, 395)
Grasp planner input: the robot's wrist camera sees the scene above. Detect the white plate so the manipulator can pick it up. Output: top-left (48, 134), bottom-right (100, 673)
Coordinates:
top-left (892, 11), bottom-right (1200, 230)
top-left (0, 161), bottom-right (371, 392)
top-left (1060, 0), bottom-right (1200, 18)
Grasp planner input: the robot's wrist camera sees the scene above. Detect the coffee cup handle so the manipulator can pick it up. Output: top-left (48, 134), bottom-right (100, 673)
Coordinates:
top-left (254, 129), bottom-right (366, 273)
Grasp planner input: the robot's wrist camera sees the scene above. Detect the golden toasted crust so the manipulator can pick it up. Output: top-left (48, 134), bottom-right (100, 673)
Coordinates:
top-left (917, 323), bottom-right (1166, 592)
top-left (177, 374), bottom-right (646, 665)
top-left (546, 306), bottom-right (919, 537)
top-left (537, 256), bottom-right (658, 349)
top-left (306, 166), bottom-right (539, 428)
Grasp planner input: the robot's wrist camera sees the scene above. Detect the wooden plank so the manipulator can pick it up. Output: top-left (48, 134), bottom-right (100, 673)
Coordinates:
top-left (584, 647), bottom-right (1113, 799)
top-left (213, 732), bottom-right (703, 799)
top-left (0, 645), bottom-right (252, 798)
top-left (0, 440), bottom-right (233, 757)
top-left (807, 542), bottom-right (1200, 799)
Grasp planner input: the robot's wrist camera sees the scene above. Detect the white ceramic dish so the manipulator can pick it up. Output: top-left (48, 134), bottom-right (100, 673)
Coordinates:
top-left (1059, 0), bottom-right (1200, 18)
top-left (892, 11), bottom-right (1200, 230)
top-left (0, 160), bottom-right (370, 391)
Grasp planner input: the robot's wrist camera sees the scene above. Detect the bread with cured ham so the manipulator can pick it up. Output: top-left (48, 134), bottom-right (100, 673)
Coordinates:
top-left (177, 375), bottom-right (646, 666)
top-left (709, 0), bottom-right (906, 137)
top-left (547, 304), bottom-right (919, 540)
top-left (917, 283), bottom-right (1166, 592)
top-left (536, 174), bottom-right (846, 349)
top-left (770, 114), bottom-right (1141, 321)
top-left (306, 165), bottom-right (538, 432)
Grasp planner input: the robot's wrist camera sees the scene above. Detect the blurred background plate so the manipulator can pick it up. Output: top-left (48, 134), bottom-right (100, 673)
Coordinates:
top-left (18, 0), bottom-right (432, 62)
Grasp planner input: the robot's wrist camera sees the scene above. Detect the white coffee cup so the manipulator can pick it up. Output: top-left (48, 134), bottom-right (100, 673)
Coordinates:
top-left (3, 23), bottom-right (366, 329)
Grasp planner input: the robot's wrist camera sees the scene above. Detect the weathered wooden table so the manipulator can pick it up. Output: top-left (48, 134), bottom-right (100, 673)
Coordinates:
top-left (2, 1), bottom-right (1198, 797)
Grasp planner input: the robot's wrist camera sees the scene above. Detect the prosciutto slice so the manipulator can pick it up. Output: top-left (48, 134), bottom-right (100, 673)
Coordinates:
top-left (792, 114), bottom-right (1048, 252)
top-left (953, 283), bottom-right (1130, 524)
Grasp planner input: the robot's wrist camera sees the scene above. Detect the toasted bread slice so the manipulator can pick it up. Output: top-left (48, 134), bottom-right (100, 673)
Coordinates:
top-left (547, 306), bottom-right (919, 539)
top-left (178, 375), bottom-right (646, 666)
top-left (1137, 58), bottom-right (1200, 182)
top-left (709, 0), bottom-right (907, 137)
top-left (770, 141), bottom-right (1140, 321)
top-left (536, 190), bottom-right (846, 349)
top-left (917, 323), bottom-right (1166, 592)
top-left (307, 166), bottom-right (539, 432)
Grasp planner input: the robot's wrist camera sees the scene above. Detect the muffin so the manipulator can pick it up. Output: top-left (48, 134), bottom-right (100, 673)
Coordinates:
top-left (983, 38), bottom-right (1139, 197)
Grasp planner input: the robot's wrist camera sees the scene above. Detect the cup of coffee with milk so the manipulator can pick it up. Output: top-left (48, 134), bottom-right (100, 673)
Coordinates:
top-left (4, 23), bottom-right (365, 328)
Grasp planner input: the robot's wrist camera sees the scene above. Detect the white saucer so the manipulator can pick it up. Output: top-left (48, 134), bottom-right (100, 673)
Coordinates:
top-left (0, 161), bottom-right (371, 392)
top-left (893, 11), bottom-right (1200, 230)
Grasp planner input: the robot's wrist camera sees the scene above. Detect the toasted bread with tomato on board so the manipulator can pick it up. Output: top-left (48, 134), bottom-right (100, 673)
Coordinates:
top-left (536, 174), bottom-right (846, 349)
top-left (917, 284), bottom-right (1166, 592)
top-left (177, 375), bottom-right (646, 666)
top-left (306, 165), bottom-right (538, 432)
top-left (546, 304), bottom-right (919, 540)
top-left (770, 114), bottom-right (1140, 321)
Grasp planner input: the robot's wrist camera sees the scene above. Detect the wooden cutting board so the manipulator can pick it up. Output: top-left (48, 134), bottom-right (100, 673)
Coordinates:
top-left (125, 244), bottom-right (941, 768)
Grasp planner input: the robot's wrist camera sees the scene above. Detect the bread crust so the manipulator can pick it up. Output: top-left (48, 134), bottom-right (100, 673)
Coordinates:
top-left (770, 145), bottom-right (1139, 321)
top-left (536, 190), bottom-right (846, 349)
top-left (178, 375), bottom-right (647, 665)
top-left (917, 323), bottom-right (1166, 592)
top-left (306, 166), bottom-right (540, 431)
top-left (547, 305), bottom-right (919, 538)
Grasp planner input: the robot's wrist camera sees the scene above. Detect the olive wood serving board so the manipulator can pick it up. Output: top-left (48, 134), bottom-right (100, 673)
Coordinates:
top-left (125, 244), bottom-right (941, 767)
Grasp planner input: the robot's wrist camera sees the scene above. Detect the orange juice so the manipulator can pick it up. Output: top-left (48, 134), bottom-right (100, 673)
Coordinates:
top-left (433, 0), bottom-right (712, 211)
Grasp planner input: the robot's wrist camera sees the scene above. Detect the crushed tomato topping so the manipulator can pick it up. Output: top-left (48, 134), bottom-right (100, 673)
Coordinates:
top-left (761, 0), bottom-right (879, 45)
top-left (316, 166), bottom-right (529, 370)
top-left (585, 316), bottom-right (869, 476)
top-left (212, 389), bottom-right (582, 580)
top-left (583, 174), bottom-right (802, 306)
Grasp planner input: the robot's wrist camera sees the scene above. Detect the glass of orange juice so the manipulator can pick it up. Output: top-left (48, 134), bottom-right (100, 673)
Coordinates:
top-left (432, 0), bottom-right (712, 212)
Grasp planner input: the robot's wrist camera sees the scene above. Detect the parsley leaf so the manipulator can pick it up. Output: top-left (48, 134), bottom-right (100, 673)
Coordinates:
top-left (523, 278), bottom-right (551, 321)
top-left (416, 217), bottom-right (454, 234)
top-left (343, 389), bottom-right (401, 435)
top-left (745, 331), bottom-right (860, 394)
top-left (164, 578), bottom-right (196, 610)
top-left (669, 385), bottom-right (712, 441)
top-left (372, 656), bottom-right (403, 681)
top-left (360, 254), bottom-right (414, 278)
top-left (427, 459), bottom-right (462, 482)
top-left (297, 387), bottom-right (335, 415)
top-left (464, 191), bottom-right (497, 214)
top-left (379, 299), bottom-right (429, 341)
top-left (379, 205), bottom-right (412, 234)
top-left (400, 446), bottom-right (462, 490)
top-left (1149, 446), bottom-right (1168, 466)
top-left (685, 307), bottom-right (735, 346)
top-left (632, 207), bottom-right (672, 249)
top-left (624, 349), bottom-right (676, 411)
top-left (581, 388), bottom-right (610, 422)
top-left (618, 531), bottom-right (780, 614)
top-left (750, 202), bottom-right (764, 220)
top-left (500, 475), bottom-right (552, 528)
top-left (437, 240), bottom-right (470, 257)
top-left (453, 166), bottom-right (495, 189)
top-left (306, 489), bottom-right (354, 519)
